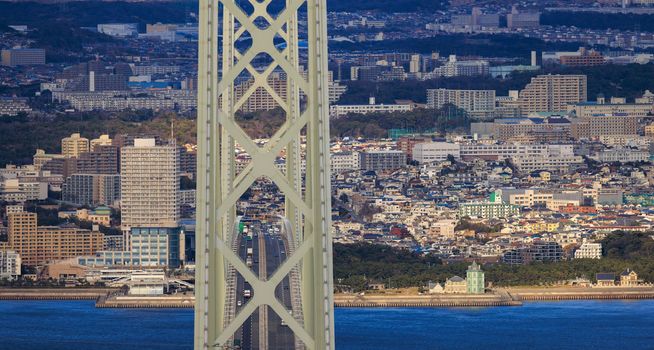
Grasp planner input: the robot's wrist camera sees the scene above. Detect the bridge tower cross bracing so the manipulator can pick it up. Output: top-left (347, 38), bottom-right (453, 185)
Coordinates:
top-left (194, 0), bottom-right (335, 348)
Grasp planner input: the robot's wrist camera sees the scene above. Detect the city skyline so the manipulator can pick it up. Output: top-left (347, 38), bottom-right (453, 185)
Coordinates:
top-left (1, 0), bottom-right (654, 349)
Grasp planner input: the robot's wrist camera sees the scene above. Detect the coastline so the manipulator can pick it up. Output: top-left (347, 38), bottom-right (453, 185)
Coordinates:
top-left (333, 286), bottom-right (654, 308)
top-left (0, 288), bottom-right (118, 301)
top-left (2, 286), bottom-right (654, 308)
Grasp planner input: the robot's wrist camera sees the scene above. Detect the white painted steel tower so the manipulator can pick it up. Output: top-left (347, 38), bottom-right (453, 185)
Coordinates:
top-left (194, 0), bottom-right (334, 348)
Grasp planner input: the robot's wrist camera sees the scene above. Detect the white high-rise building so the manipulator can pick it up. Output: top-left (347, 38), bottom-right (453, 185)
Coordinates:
top-left (120, 138), bottom-right (179, 246)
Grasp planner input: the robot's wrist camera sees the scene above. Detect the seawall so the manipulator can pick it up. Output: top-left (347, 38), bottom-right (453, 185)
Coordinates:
top-left (507, 287), bottom-right (654, 301)
top-left (334, 293), bottom-right (521, 308)
top-left (96, 294), bottom-right (195, 308)
top-left (0, 288), bottom-right (118, 300)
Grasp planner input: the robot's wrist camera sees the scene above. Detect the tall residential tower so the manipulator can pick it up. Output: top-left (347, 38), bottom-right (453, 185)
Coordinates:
top-left (120, 138), bottom-right (179, 245)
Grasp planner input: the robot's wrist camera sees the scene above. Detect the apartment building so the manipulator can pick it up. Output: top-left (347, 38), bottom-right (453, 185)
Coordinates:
top-left (492, 117), bottom-right (573, 142)
top-left (426, 89), bottom-right (495, 117)
top-left (568, 100), bottom-right (653, 118)
top-left (7, 212), bottom-right (103, 266)
top-left (559, 49), bottom-right (605, 67)
top-left (0, 178), bottom-right (48, 202)
top-left (459, 202), bottom-right (520, 219)
top-left (61, 133), bottom-right (90, 158)
top-left (572, 115), bottom-right (640, 139)
top-left (518, 75), bottom-right (587, 114)
top-left (52, 90), bottom-right (197, 112)
top-left (331, 152), bottom-right (359, 174)
top-left (511, 154), bottom-right (583, 174)
top-left (121, 139), bottom-right (180, 243)
top-left (430, 55), bottom-right (490, 78)
top-left (502, 241), bottom-right (564, 265)
top-left (506, 7), bottom-right (540, 28)
top-left (359, 151), bottom-right (407, 172)
top-left (76, 145), bottom-right (119, 174)
top-left (90, 134), bottom-right (113, 151)
top-left (1, 48), bottom-right (46, 66)
top-left (62, 174), bottom-right (120, 206)
top-left (574, 243), bottom-right (602, 259)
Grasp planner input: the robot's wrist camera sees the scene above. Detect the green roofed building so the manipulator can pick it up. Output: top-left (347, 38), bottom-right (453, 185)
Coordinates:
top-left (466, 262), bottom-right (485, 294)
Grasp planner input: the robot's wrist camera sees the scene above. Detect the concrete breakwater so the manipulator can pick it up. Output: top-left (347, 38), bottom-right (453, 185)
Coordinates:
top-left (507, 287), bottom-right (654, 301)
top-left (334, 293), bottom-right (520, 308)
top-left (96, 294), bottom-right (195, 308)
top-left (334, 287), bottom-right (654, 308)
top-left (0, 288), bottom-right (117, 300)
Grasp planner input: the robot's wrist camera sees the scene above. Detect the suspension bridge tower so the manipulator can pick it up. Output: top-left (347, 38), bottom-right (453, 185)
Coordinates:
top-left (195, 0), bottom-right (334, 348)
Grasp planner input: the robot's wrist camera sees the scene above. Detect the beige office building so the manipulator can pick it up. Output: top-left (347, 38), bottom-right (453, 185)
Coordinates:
top-left (120, 139), bottom-right (179, 245)
top-left (518, 75), bottom-right (587, 114)
top-left (61, 133), bottom-right (90, 158)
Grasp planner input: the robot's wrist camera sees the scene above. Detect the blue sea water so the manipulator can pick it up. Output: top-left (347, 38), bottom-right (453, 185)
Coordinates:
top-left (0, 300), bottom-right (652, 350)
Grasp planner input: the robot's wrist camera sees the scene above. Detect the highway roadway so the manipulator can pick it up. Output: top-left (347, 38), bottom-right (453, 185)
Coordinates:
top-left (265, 231), bottom-right (295, 349)
top-left (234, 221), bottom-right (297, 349)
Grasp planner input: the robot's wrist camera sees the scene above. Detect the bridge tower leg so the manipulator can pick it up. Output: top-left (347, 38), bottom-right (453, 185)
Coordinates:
top-left (195, 0), bottom-right (334, 348)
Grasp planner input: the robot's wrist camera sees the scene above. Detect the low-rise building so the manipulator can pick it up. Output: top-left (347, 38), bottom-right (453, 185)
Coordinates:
top-left (620, 269), bottom-right (639, 287)
top-left (413, 142), bottom-right (460, 163)
top-left (330, 98), bottom-right (413, 118)
top-left (595, 273), bottom-right (615, 287)
top-left (0, 97), bottom-right (32, 116)
top-left (592, 148), bottom-right (650, 163)
top-left (78, 227), bottom-right (182, 268)
top-left (443, 276), bottom-right (467, 294)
